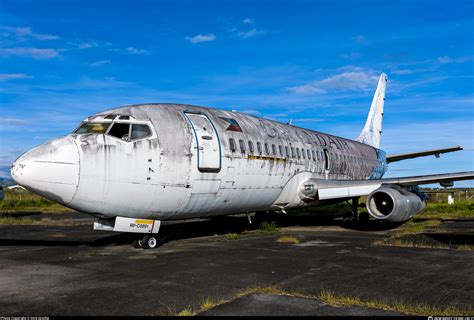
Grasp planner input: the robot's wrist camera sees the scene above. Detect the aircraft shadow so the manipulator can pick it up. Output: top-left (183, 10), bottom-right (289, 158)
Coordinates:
top-left (0, 214), bottom-right (422, 248)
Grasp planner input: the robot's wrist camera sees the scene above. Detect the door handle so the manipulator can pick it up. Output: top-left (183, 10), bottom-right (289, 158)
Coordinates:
top-left (201, 135), bottom-right (213, 140)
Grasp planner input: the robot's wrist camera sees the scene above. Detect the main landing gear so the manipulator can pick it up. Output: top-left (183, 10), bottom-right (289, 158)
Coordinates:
top-left (133, 234), bottom-right (159, 249)
top-left (343, 197), bottom-right (369, 225)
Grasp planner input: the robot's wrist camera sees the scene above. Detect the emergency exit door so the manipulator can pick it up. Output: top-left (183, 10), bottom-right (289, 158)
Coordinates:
top-left (184, 112), bottom-right (221, 172)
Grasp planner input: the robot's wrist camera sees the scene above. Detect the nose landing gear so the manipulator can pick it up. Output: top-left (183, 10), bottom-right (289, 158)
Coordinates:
top-left (133, 235), bottom-right (159, 249)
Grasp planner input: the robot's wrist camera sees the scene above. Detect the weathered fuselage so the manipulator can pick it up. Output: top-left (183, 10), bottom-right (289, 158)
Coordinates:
top-left (12, 103), bottom-right (387, 220)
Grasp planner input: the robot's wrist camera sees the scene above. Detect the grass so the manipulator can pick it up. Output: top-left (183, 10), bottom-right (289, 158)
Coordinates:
top-left (316, 289), bottom-right (467, 316)
top-left (79, 248), bottom-right (109, 257)
top-left (50, 232), bottom-right (66, 238)
top-left (0, 216), bottom-right (88, 226)
top-left (395, 219), bottom-right (442, 236)
top-left (0, 189), bottom-right (72, 212)
top-left (176, 308), bottom-right (193, 316)
top-left (257, 220), bottom-right (280, 236)
top-left (176, 297), bottom-right (228, 316)
top-left (373, 201), bottom-right (473, 249)
top-left (172, 280), bottom-right (472, 316)
top-left (225, 233), bottom-right (242, 240)
top-left (235, 286), bottom-right (470, 316)
top-left (0, 216), bottom-right (36, 225)
top-left (276, 235), bottom-right (300, 244)
top-left (417, 201), bottom-right (474, 219)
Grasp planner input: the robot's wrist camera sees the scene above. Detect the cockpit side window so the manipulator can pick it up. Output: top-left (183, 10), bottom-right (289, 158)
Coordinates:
top-left (131, 124), bottom-right (152, 140)
top-left (74, 122), bottom-right (111, 134)
top-left (108, 123), bottom-right (131, 141)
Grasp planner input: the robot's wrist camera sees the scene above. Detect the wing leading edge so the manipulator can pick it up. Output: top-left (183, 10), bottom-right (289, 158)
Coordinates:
top-left (317, 171), bottom-right (474, 200)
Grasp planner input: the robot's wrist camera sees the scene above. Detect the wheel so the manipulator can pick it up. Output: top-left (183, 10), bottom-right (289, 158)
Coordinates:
top-left (342, 212), bottom-right (355, 225)
top-left (142, 235), bottom-right (158, 249)
top-left (132, 239), bottom-right (142, 249)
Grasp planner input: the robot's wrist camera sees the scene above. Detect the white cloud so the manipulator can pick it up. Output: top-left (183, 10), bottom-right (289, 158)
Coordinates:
top-left (78, 42), bottom-right (98, 49)
top-left (237, 28), bottom-right (265, 39)
top-left (0, 117), bottom-right (28, 126)
top-left (0, 47), bottom-right (62, 59)
top-left (352, 35), bottom-right (367, 45)
top-left (89, 60), bottom-right (111, 67)
top-left (242, 18), bottom-right (254, 24)
top-left (0, 73), bottom-right (32, 81)
top-left (125, 47), bottom-right (149, 55)
top-left (34, 33), bottom-right (60, 40)
top-left (289, 69), bottom-right (379, 94)
top-left (0, 25), bottom-right (59, 41)
top-left (436, 56), bottom-right (452, 64)
top-left (185, 33), bottom-right (216, 44)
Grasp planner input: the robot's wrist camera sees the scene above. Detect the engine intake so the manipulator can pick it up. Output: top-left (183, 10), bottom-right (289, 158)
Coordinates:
top-left (366, 186), bottom-right (426, 223)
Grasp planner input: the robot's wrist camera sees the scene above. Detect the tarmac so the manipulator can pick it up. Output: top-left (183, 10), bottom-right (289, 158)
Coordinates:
top-left (0, 212), bottom-right (472, 316)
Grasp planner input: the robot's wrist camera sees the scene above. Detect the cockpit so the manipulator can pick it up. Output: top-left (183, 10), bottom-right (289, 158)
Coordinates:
top-left (73, 114), bottom-right (154, 142)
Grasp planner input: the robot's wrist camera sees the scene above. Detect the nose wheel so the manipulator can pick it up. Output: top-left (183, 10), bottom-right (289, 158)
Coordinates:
top-left (132, 235), bottom-right (159, 249)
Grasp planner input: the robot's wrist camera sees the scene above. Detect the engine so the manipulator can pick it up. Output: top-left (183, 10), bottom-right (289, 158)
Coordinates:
top-left (366, 185), bottom-right (427, 223)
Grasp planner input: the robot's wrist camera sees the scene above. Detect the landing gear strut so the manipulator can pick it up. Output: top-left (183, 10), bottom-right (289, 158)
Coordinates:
top-left (343, 197), bottom-right (370, 225)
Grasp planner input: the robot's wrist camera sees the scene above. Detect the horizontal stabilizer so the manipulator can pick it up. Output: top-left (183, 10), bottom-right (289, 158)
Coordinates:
top-left (386, 146), bottom-right (463, 163)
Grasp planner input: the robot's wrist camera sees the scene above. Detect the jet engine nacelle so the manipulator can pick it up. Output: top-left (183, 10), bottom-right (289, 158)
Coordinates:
top-left (366, 185), bottom-right (427, 223)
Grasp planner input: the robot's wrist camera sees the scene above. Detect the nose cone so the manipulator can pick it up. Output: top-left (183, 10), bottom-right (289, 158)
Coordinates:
top-left (11, 137), bottom-right (80, 205)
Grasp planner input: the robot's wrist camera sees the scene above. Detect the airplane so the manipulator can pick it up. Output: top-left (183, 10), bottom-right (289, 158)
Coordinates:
top-left (10, 73), bottom-right (474, 249)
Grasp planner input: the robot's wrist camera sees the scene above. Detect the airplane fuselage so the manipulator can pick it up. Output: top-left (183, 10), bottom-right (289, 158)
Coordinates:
top-left (11, 103), bottom-right (387, 220)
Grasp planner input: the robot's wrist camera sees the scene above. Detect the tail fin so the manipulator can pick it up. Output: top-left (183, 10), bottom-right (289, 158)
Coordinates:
top-left (356, 73), bottom-right (388, 148)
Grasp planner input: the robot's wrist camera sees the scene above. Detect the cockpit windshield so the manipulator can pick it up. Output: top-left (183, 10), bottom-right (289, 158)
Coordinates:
top-left (74, 122), bottom-right (111, 134)
top-left (73, 120), bottom-right (153, 142)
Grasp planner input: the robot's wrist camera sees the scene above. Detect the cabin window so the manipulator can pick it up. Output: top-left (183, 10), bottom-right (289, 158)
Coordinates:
top-left (131, 124), bottom-right (152, 140)
top-left (248, 141), bottom-right (254, 153)
top-left (74, 122), bottom-right (111, 134)
top-left (229, 138), bottom-right (236, 152)
top-left (307, 149), bottom-right (311, 159)
top-left (257, 142), bottom-right (262, 154)
top-left (291, 147), bottom-right (295, 158)
top-left (279, 145), bottom-right (283, 156)
top-left (285, 146), bottom-right (290, 158)
top-left (239, 139), bottom-right (246, 153)
top-left (296, 148), bottom-right (301, 158)
top-left (272, 144), bottom-right (277, 155)
top-left (264, 143), bottom-right (270, 155)
top-left (302, 148), bottom-right (306, 159)
top-left (108, 123), bottom-right (131, 141)
top-left (312, 150), bottom-right (316, 161)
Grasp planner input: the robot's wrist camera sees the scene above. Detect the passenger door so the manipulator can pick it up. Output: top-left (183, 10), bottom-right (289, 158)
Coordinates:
top-left (184, 112), bottom-right (221, 172)
top-left (323, 149), bottom-right (331, 179)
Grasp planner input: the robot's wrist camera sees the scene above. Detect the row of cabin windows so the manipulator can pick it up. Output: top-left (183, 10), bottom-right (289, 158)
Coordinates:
top-left (229, 138), bottom-right (376, 165)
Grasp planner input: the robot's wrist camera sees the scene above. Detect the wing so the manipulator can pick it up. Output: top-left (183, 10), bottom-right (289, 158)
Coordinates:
top-left (386, 146), bottom-right (463, 163)
top-left (317, 171), bottom-right (474, 200)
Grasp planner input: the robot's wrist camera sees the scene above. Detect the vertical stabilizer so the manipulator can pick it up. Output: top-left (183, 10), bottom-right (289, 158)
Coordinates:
top-left (356, 73), bottom-right (388, 148)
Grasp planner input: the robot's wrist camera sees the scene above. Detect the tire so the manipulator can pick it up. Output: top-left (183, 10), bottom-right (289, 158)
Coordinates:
top-left (142, 235), bottom-right (158, 249)
top-left (132, 239), bottom-right (142, 249)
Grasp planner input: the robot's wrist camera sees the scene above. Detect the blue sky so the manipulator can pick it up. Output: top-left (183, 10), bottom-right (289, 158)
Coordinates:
top-left (1, 0), bottom-right (473, 186)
